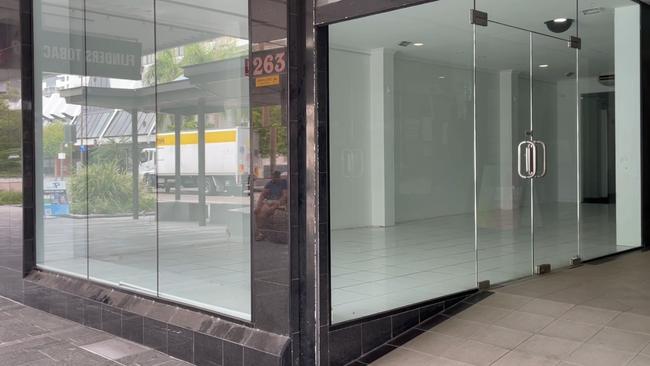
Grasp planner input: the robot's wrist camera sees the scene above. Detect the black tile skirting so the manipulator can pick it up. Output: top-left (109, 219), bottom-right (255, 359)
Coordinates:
top-left (328, 289), bottom-right (481, 366)
top-left (22, 270), bottom-right (291, 366)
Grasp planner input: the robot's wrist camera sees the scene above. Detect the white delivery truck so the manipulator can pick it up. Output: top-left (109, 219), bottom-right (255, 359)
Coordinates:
top-left (139, 127), bottom-right (250, 195)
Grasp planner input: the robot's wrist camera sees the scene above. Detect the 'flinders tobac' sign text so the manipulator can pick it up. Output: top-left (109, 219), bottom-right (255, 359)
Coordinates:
top-left (40, 32), bottom-right (142, 80)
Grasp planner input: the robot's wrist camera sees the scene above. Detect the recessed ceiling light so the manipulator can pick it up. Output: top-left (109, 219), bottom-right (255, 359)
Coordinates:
top-left (539, 64), bottom-right (549, 68)
top-left (439, 76), bottom-right (446, 79)
top-left (553, 18), bottom-right (568, 23)
top-left (413, 42), bottom-right (424, 47)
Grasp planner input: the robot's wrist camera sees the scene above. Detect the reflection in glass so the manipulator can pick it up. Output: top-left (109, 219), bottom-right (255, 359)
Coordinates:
top-left (34, 0), bottom-right (253, 319)
top-left (0, 0), bottom-right (23, 273)
top-left (155, 1), bottom-right (252, 318)
top-left (252, 105), bottom-right (288, 244)
top-left (84, 0), bottom-right (158, 293)
top-left (36, 0), bottom-right (88, 277)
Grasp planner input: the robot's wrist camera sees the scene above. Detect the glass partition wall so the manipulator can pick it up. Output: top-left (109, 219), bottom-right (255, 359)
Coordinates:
top-left (329, 0), bottom-right (642, 323)
top-left (34, 0), bottom-right (252, 320)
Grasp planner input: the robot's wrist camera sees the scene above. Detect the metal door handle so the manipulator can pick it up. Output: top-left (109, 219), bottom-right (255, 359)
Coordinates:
top-left (533, 140), bottom-right (547, 178)
top-left (517, 140), bottom-right (536, 179)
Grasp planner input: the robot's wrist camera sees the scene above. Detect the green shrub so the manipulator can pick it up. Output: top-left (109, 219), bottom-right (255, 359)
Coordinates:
top-left (69, 161), bottom-right (154, 215)
top-left (0, 191), bottom-right (21, 205)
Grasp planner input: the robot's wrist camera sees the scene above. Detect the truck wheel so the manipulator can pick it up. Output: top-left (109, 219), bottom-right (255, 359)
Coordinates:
top-left (213, 178), bottom-right (226, 194)
top-left (204, 178), bottom-right (219, 195)
top-left (146, 174), bottom-right (156, 188)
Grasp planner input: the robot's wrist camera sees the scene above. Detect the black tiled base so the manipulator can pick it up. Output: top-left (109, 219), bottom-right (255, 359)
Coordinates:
top-left (329, 290), bottom-right (482, 366)
top-left (14, 270), bottom-right (290, 366)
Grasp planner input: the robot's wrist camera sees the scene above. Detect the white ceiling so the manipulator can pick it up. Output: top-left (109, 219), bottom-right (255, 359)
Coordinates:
top-left (330, 0), bottom-right (640, 82)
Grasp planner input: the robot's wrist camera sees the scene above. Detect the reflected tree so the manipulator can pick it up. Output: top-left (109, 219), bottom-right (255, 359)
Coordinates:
top-left (0, 93), bottom-right (22, 177)
top-left (144, 38), bottom-right (247, 86)
top-left (252, 105), bottom-right (287, 158)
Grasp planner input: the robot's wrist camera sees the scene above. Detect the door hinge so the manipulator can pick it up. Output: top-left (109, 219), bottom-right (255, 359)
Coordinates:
top-left (535, 263), bottom-right (551, 275)
top-left (570, 256), bottom-right (582, 267)
top-left (470, 9), bottom-right (488, 26)
top-left (478, 280), bottom-right (491, 290)
top-left (569, 36), bottom-right (582, 49)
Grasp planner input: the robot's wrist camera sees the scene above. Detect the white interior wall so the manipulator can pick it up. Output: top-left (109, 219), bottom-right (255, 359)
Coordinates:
top-left (329, 48), bottom-right (372, 230)
top-left (476, 69), bottom-right (505, 214)
top-left (394, 56), bottom-right (475, 223)
top-left (554, 79), bottom-right (577, 203)
top-left (330, 48), bottom-right (496, 228)
top-left (329, 36), bottom-right (636, 230)
top-left (329, 46), bottom-right (569, 229)
top-left (533, 78), bottom-right (563, 204)
top-left (614, 5), bottom-right (641, 247)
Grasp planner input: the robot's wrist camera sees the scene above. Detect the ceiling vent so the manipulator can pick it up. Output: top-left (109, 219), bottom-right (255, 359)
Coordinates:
top-left (598, 74), bottom-right (615, 87)
top-left (582, 7), bottom-right (604, 16)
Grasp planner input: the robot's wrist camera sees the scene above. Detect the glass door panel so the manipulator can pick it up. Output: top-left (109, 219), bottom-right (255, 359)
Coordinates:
top-left (475, 10), bottom-right (580, 283)
top-left (531, 34), bottom-right (579, 270)
top-left (475, 23), bottom-right (533, 285)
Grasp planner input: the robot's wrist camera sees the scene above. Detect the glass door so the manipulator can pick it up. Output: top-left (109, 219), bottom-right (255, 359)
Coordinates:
top-left (531, 34), bottom-right (579, 271)
top-left (475, 8), bottom-right (579, 285)
top-left (475, 22), bottom-right (534, 285)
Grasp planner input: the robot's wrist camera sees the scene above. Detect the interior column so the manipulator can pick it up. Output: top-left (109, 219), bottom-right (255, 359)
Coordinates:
top-left (369, 48), bottom-right (395, 227)
top-left (498, 70), bottom-right (520, 211)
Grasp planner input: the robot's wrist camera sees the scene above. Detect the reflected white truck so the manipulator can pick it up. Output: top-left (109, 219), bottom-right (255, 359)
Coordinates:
top-left (140, 128), bottom-right (250, 194)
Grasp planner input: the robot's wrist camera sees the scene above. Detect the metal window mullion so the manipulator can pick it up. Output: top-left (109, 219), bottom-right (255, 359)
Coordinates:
top-left (529, 32), bottom-right (535, 275)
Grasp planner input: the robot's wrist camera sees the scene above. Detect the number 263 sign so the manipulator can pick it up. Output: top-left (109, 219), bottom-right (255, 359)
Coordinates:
top-left (246, 48), bottom-right (287, 77)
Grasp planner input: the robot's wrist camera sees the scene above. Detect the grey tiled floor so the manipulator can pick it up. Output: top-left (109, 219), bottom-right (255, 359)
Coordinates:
top-left (0, 295), bottom-right (191, 366)
top-left (332, 202), bottom-right (634, 322)
top-left (371, 250), bottom-right (650, 366)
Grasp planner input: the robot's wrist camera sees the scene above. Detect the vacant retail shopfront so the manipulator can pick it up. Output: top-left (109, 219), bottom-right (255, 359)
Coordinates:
top-left (319, 0), bottom-right (649, 364)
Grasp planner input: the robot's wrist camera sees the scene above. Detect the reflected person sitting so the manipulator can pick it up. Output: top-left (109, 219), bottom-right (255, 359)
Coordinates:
top-left (254, 171), bottom-right (288, 241)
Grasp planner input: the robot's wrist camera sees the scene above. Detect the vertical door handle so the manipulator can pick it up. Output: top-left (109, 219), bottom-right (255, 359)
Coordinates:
top-left (517, 140), bottom-right (536, 179)
top-left (533, 140), bottom-right (547, 178)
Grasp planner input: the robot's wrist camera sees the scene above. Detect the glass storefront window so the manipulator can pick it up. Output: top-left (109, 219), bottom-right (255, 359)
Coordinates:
top-left (328, 0), bottom-right (642, 323)
top-left (329, 0), bottom-right (475, 323)
top-left (34, 0), bottom-right (252, 320)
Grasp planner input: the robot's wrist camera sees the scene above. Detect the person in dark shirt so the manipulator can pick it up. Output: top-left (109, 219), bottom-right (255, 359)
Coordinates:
top-left (254, 171), bottom-right (287, 240)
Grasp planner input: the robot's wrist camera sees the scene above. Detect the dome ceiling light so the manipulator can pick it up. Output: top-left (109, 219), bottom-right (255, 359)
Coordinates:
top-left (544, 18), bottom-right (574, 33)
